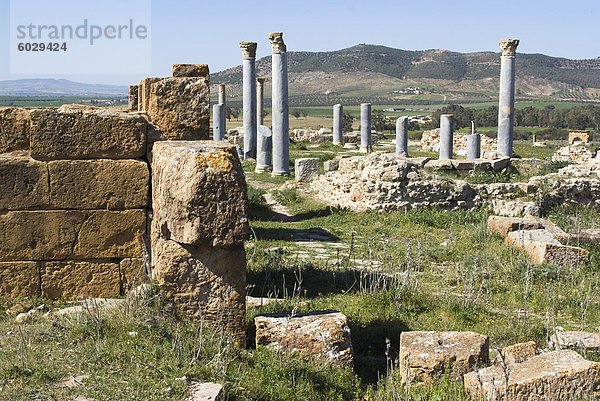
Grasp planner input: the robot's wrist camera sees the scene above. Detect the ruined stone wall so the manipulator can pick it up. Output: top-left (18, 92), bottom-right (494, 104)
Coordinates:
top-left (421, 128), bottom-right (497, 153)
top-left (0, 106), bottom-right (149, 298)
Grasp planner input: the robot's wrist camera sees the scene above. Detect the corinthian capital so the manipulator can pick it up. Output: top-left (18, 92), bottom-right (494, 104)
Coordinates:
top-left (240, 42), bottom-right (257, 58)
top-left (499, 39), bottom-right (519, 56)
top-left (268, 32), bottom-right (286, 53)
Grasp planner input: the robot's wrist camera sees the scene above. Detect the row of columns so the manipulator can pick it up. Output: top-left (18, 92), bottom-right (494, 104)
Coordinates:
top-left (215, 37), bottom-right (517, 168)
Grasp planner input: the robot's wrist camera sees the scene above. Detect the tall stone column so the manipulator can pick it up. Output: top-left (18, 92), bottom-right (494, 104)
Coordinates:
top-left (219, 84), bottom-right (226, 106)
top-left (333, 104), bottom-right (344, 145)
top-left (240, 42), bottom-right (257, 160)
top-left (396, 116), bottom-right (408, 156)
top-left (360, 103), bottom-right (372, 153)
top-left (467, 134), bottom-right (481, 160)
top-left (497, 39), bottom-right (519, 157)
top-left (256, 78), bottom-right (266, 125)
top-left (213, 103), bottom-right (225, 141)
top-left (471, 120), bottom-right (476, 135)
top-left (439, 114), bottom-right (454, 160)
top-left (268, 32), bottom-right (290, 175)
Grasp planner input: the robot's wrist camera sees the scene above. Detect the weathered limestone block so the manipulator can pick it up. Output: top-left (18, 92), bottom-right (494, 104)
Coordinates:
top-left (570, 228), bottom-right (600, 245)
top-left (464, 350), bottom-right (600, 401)
top-left (119, 258), bottom-right (148, 289)
top-left (148, 77), bottom-right (210, 140)
top-left (487, 216), bottom-right (543, 238)
top-left (0, 261), bottom-right (40, 297)
top-left (29, 108), bottom-right (147, 159)
top-left (139, 77), bottom-right (163, 112)
top-left (0, 210), bottom-right (145, 261)
top-left (492, 341), bottom-right (539, 367)
top-left (187, 382), bottom-right (224, 401)
top-left (323, 159), bottom-right (339, 172)
top-left (399, 331), bottom-right (489, 386)
top-left (491, 156), bottom-right (511, 171)
top-left (152, 141), bottom-right (248, 248)
top-left (424, 159), bottom-right (453, 170)
top-left (551, 331), bottom-right (600, 351)
top-left (255, 311), bottom-right (353, 366)
top-left (41, 261), bottom-right (121, 299)
top-left (172, 64), bottom-right (209, 78)
top-left (506, 229), bottom-right (589, 266)
top-left (48, 159), bottom-right (149, 209)
top-left (128, 85), bottom-right (139, 110)
top-left (152, 237), bottom-right (246, 345)
top-left (524, 215), bottom-right (570, 244)
top-left (295, 158), bottom-right (320, 182)
top-left (0, 107), bottom-right (30, 153)
top-left (451, 160), bottom-right (474, 170)
top-left (0, 155), bottom-right (49, 210)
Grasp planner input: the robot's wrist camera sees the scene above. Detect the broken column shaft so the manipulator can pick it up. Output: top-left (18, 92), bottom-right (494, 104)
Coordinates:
top-left (396, 116), bottom-right (408, 156)
top-left (333, 104), bottom-right (343, 145)
top-left (439, 114), bottom-right (454, 160)
top-left (360, 103), bottom-right (371, 153)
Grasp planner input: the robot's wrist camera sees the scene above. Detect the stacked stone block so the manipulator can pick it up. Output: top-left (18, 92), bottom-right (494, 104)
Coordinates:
top-left (151, 141), bottom-right (248, 345)
top-left (0, 107), bottom-right (149, 299)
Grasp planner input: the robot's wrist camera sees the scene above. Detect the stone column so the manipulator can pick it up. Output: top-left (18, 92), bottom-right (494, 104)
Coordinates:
top-left (466, 134), bottom-right (481, 160)
top-left (333, 104), bottom-right (344, 145)
top-left (219, 84), bottom-right (226, 106)
top-left (256, 125), bottom-right (273, 173)
top-left (128, 85), bottom-right (138, 110)
top-left (360, 103), bottom-right (372, 153)
top-left (213, 103), bottom-right (225, 141)
top-left (471, 120), bottom-right (476, 135)
top-left (396, 116), bottom-right (408, 156)
top-left (497, 39), bottom-right (519, 157)
top-left (256, 78), bottom-right (266, 125)
top-left (268, 32), bottom-right (290, 175)
top-left (240, 41), bottom-right (257, 160)
top-left (439, 114), bottom-right (454, 160)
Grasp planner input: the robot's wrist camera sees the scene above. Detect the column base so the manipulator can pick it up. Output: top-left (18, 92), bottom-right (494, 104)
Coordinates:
top-left (255, 166), bottom-right (272, 173)
top-left (359, 146), bottom-right (371, 154)
top-left (271, 171), bottom-right (290, 177)
top-left (333, 141), bottom-right (343, 146)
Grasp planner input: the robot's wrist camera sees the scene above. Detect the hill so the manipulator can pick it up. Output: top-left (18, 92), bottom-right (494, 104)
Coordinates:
top-left (212, 44), bottom-right (600, 106)
top-left (0, 79), bottom-right (127, 97)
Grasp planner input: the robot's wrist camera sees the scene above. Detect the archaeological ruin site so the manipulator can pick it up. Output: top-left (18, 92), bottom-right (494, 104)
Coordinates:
top-left (3, 32), bottom-right (600, 401)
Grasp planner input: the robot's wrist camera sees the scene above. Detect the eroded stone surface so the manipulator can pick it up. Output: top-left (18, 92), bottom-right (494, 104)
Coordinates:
top-left (48, 159), bottom-right (149, 209)
top-left (152, 237), bottom-right (246, 345)
top-left (119, 258), bottom-right (148, 290)
top-left (0, 210), bottom-right (145, 260)
top-left (0, 155), bottom-right (49, 210)
top-left (464, 350), bottom-right (600, 401)
top-left (152, 141), bottom-right (248, 248)
top-left (0, 261), bottom-right (40, 297)
top-left (487, 216), bottom-right (544, 237)
top-left (255, 310), bottom-right (353, 366)
top-left (148, 77), bottom-right (210, 140)
top-left (42, 261), bottom-right (121, 299)
top-left (187, 381), bottom-right (223, 401)
top-left (29, 108), bottom-right (147, 159)
top-left (551, 331), bottom-right (600, 351)
top-left (399, 331), bottom-right (489, 386)
top-left (506, 229), bottom-right (589, 266)
top-left (492, 341), bottom-right (539, 367)
top-left (0, 107), bottom-right (30, 153)
top-left (295, 158), bottom-right (320, 182)
top-left (172, 64), bottom-right (209, 78)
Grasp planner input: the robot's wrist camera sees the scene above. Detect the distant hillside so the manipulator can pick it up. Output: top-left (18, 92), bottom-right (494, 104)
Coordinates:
top-left (212, 44), bottom-right (600, 106)
top-left (0, 79), bottom-right (127, 97)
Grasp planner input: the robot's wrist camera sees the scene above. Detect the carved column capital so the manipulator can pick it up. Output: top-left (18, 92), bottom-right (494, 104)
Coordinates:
top-left (499, 39), bottom-right (519, 56)
top-left (268, 32), bottom-right (286, 53)
top-left (239, 42), bottom-right (257, 58)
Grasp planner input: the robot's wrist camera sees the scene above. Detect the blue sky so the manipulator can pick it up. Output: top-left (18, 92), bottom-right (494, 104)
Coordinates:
top-left (1, 0), bottom-right (598, 84)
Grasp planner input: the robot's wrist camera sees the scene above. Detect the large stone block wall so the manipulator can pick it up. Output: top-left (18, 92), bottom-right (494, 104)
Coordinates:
top-left (0, 107), bottom-right (150, 299)
top-left (1, 66), bottom-right (246, 344)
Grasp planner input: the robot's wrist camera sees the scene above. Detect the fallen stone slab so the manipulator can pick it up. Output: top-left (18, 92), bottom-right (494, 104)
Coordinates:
top-left (295, 158), bottom-right (320, 182)
top-left (487, 216), bottom-right (543, 238)
top-left (45, 298), bottom-right (125, 317)
top-left (492, 341), bottom-right (539, 367)
top-left (473, 159), bottom-right (492, 171)
top-left (569, 228), bottom-right (600, 246)
top-left (451, 160), bottom-right (474, 170)
top-left (550, 330), bottom-right (600, 351)
top-left (464, 350), bottom-right (600, 401)
top-left (506, 230), bottom-right (589, 266)
top-left (524, 215), bottom-right (570, 244)
top-left (491, 156), bottom-right (511, 171)
top-left (255, 310), bottom-right (353, 367)
top-left (399, 331), bottom-right (489, 386)
top-left (187, 381), bottom-right (223, 401)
